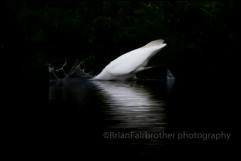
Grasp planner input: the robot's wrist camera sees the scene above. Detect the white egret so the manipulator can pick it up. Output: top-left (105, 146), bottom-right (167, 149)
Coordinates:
top-left (93, 39), bottom-right (167, 80)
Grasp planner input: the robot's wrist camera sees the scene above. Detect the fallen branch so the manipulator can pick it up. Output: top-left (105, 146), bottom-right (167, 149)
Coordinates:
top-left (48, 59), bottom-right (92, 81)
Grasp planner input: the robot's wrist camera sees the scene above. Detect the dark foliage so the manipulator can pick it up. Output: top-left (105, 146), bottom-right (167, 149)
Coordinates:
top-left (3, 1), bottom-right (236, 76)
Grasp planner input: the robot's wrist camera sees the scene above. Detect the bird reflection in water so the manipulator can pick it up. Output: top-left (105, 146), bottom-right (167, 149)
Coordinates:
top-left (49, 78), bottom-right (167, 129)
top-left (93, 81), bottom-right (166, 129)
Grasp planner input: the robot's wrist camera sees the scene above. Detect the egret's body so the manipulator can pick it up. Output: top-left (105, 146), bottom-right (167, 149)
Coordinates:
top-left (93, 39), bottom-right (167, 80)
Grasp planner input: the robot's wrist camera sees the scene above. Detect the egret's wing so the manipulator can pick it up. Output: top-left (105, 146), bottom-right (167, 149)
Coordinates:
top-left (143, 39), bottom-right (165, 48)
top-left (106, 48), bottom-right (150, 75)
top-left (106, 40), bottom-right (166, 75)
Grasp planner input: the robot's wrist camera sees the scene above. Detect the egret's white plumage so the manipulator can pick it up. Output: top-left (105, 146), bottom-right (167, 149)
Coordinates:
top-left (93, 39), bottom-right (167, 80)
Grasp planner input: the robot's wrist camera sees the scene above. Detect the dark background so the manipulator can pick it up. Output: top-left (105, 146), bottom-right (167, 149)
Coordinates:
top-left (3, 1), bottom-right (237, 75)
top-left (2, 0), bottom-right (237, 158)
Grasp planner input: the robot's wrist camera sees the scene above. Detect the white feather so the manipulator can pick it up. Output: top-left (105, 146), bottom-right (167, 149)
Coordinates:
top-left (93, 39), bottom-right (167, 80)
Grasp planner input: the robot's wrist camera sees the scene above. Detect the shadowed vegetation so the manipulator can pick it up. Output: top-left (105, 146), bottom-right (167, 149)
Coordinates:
top-left (3, 1), bottom-right (237, 81)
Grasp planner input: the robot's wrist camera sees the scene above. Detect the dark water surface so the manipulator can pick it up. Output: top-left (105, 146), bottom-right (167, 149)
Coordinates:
top-left (44, 77), bottom-right (233, 158)
top-left (49, 79), bottom-right (167, 129)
